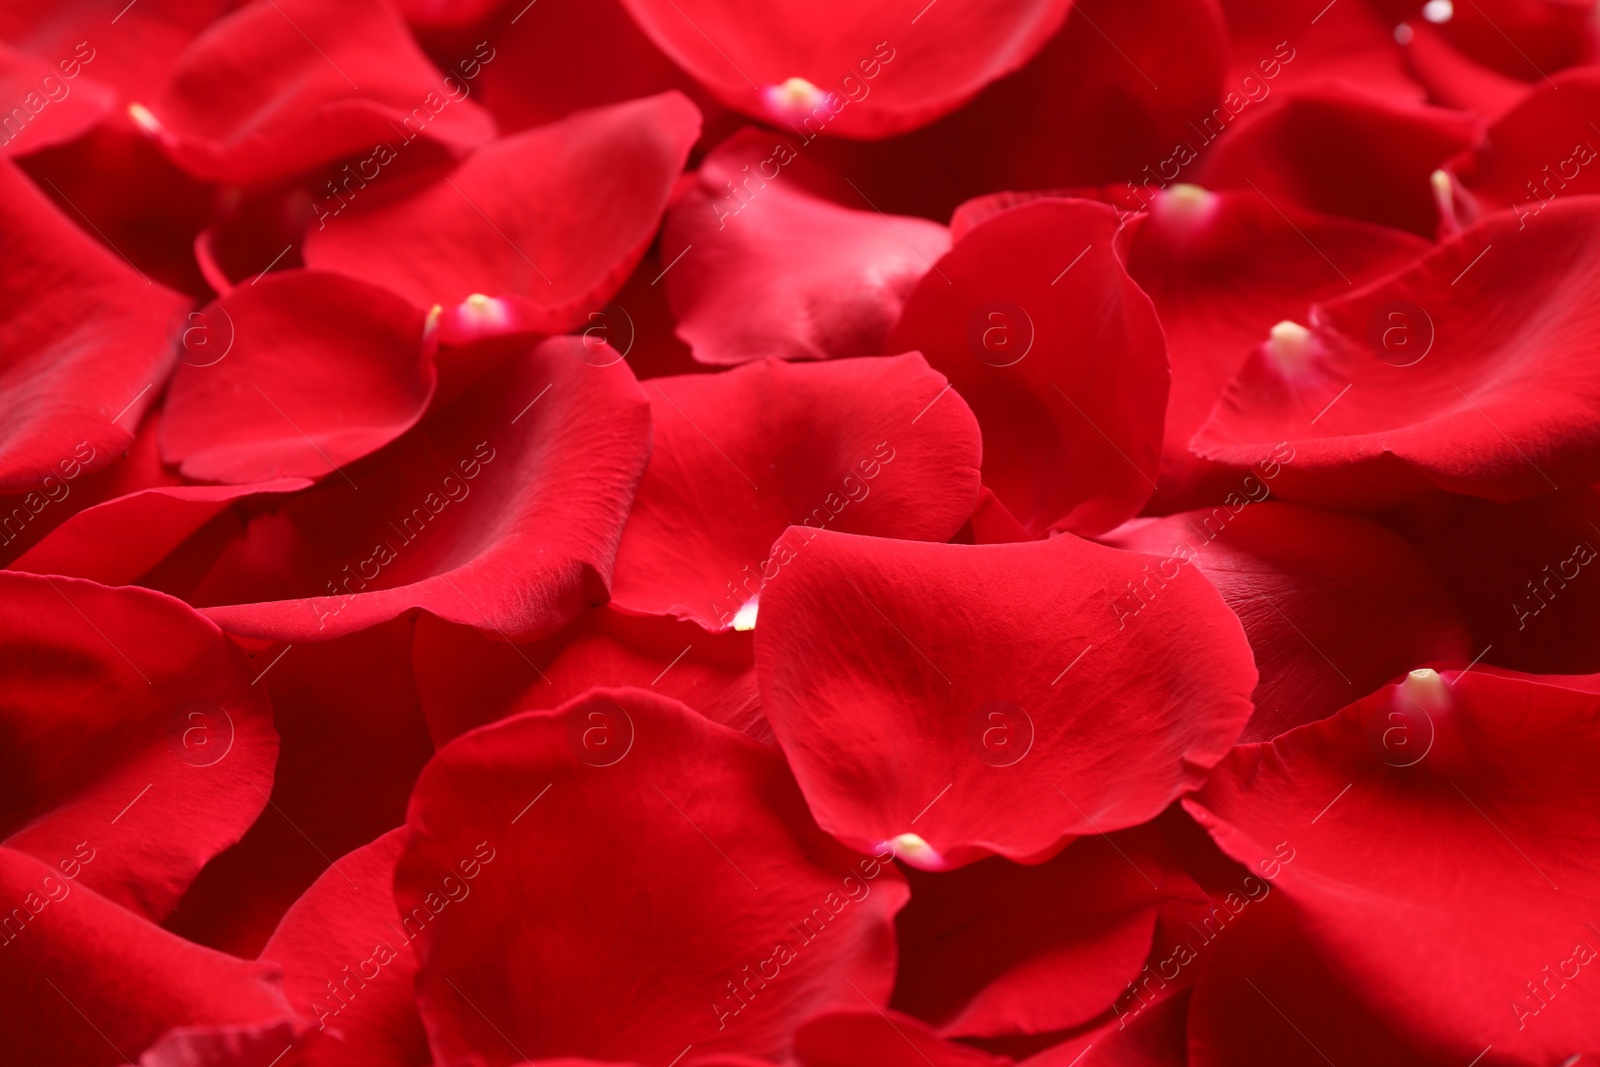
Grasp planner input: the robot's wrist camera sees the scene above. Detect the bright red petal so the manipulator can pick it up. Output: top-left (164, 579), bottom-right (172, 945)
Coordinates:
top-left (0, 574), bottom-right (276, 921)
top-left (1187, 667), bottom-right (1600, 1063)
top-left (143, 0), bottom-right (495, 184)
top-left (663, 129), bottom-right (949, 366)
top-left (887, 199), bottom-right (1168, 537)
top-left (396, 687), bottom-right (908, 1065)
top-left (609, 354), bottom-right (982, 629)
top-left (614, 0), bottom-right (1072, 138)
top-left (189, 336), bottom-right (651, 642)
top-left (303, 93), bottom-right (700, 331)
top-left (755, 530), bottom-right (1257, 868)
top-left (1192, 198), bottom-right (1600, 507)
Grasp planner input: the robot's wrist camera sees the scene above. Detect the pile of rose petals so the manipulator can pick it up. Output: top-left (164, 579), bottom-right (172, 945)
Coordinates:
top-left (6, 0), bottom-right (1600, 1064)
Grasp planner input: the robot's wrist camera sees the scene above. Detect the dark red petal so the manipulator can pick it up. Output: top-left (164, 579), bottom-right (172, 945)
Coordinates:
top-left (801, 0), bottom-right (1228, 221)
top-left (1444, 66), bottom-right (1600, 226)
top-left (413, 607), bottom-right (762, 747)
top-left (1192, 198), bottom-right (1600, 507)
top-left (614, 0), bottom-right (1072, 138)
top-left (471, 0), bottom-right (705, 134)
top-left (1102, 503), bottom-right (1470, 742)
top-left (0, 846), bottom-right (294, 1067)
top-left (1421, 0), bottom-right (1598, 82)
top-left (160, 272), bottom-right (434, 484)
top-left (1118, 186), bottom-right (1429, 511)
top-left (0, 160), bottom-right (187, 494)
top-left (1186, 894), bottom-right (1452, 1067)
top-left (887, 199), bottom-right (1168, 537)
top-left (1218, 0), bottom-right (1420, 101)
top-left (396, 687), bottom-right (907, 1065)
top-left (796, 1008), bottom-right (1012, 1067)
top-left (0, 573), bottom-right (276, 921)
top-left (143, 0), bottom-right (495, 184)
top-left (134, 1018), bottom-right (310, 1067)
top-left (1187, 667), bottom-right (1600, 1063)
top-left (609, 354), bottom-right (982, 629)
top-left (1384, 488), bottom-right (1600, 675)
top-left (662, 130), bottom-right (949, 366)
top-left (165, 618), bottom-right (435, 958)
top-left (10, 479), bottom-right (311, 586)
top-left (189, 336), bottom-right (651, 642)
top-left (260, 828), bottom-right (431, 1067)
top-left (755, 530), bottom-right (1257, 869)
top-left (892, 832), bottom-right (1172, 1037)
top-left (1195, 81), bottom-right (1479, 236)
top-left (0, 42), bottom-right (114, 158)
top-left (1018, 986), bottom-right (1191, 1066)
top-left (303, 93), bottom-right (700, 331)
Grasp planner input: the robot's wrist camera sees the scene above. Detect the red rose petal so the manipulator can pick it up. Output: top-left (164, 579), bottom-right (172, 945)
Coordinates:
top-left (160, 271), bottom-right (433, 484)
top-left (1400, 21), bottom-right (1528, 120)
top-left (1192, 197), bottom-right (1600, 507)
top-left (887, 198), bottom-right (1168, 537)
top-left (663, 129), bottom-right (950, 366)
top-left (142, 0), bottom-right (495, 184)
top-left (189, 335), bottom-right (651, 642)
top-left (0, 573), bottom-right (276, 921)
top-left (413, 607), bottom-right (763, 747)
top-left (165, 618), bottom-right (435, 958)
top-left (10, 478), bottom-right (311, 587)
top-left (796, 1008), bottom-right (1012, 1067)
top-left (608, 353), bottom-right (982, 630)
top-left (0, 3), bottom-right (224, 103)
top-left (1385, 488), bottom-right (1600, 675)
top-left (471, 0), bottom-right (704, 133)
top-left (1218, 0), bottom-right (1420, 102)
top-left (801, 0), bottom-right (1228, 234)
top-left (1185, 894), bottom-right (1448, 1067)
top-left (0, 41), bottom-right (114, 158)
top-left (614, 0), bottom-right (1072, 139)
top-left (0, 847), bottom-right (294, 1067)
top-left (260, 828), bottom-right (430, 1067)
top-left (396, 687), bottom-right (908, 1064)
top-left (755, 530), bottom-right (1257, 869)
top-left (0, 160), bottom-right (187, 494)
top-left (1102, 503), bottom-right (1470, 742)
top-left (1187, 667), bottom-right (1600, 1064)
top-left (303, 92), bottom-right (700, 331)
top-left (1444, 66), bottom-right (1600, 227)
top-left (1118, 185), bottom-right (1429, 510)
top-left (892, 832), bottom-right (1172, 1037)
top-left (1196, 81), bottom-right (1479, 236)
